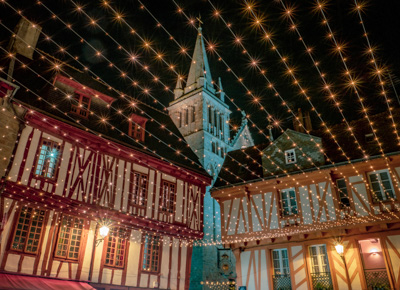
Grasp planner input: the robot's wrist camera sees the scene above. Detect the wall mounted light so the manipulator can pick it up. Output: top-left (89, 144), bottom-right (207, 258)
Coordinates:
top-left (96, 223), bottom-right (111, 246)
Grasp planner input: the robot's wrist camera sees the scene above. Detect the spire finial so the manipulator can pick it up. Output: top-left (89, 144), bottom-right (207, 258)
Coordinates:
top-left (196, 15), bottom-right (203, 31)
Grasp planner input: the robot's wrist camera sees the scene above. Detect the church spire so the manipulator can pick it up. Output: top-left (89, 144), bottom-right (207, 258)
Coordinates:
top-left (185, 21), bottom-right (213, 91)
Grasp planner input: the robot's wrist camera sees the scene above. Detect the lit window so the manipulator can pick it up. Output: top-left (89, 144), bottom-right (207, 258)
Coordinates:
top-left (280, 188), bottom-right (298, 216)
top-left (130, 172), bottom-right (148, 207)
top-left (12, 208), bottom-right (46, 254)
top-left (160, 181), bottom-right (176, 214)
top-left (368, 169), bottom-right (396, 202)
top-left (284, 149), bottom-right (296, 164)
top-left (336, 178), bottom-right (350, 208)
top-left (105, 227), bottom-right (127, 268)
top-left (141, 234), bottom-right (161, 272)
top-left (55, 215), bottom-right (84, 260)
top-left (309, 244), bottom-right (330, 274)
top-left (35, 139), bottom-right (62, 179)
top-left (70, 92), bottom-right (90, 118)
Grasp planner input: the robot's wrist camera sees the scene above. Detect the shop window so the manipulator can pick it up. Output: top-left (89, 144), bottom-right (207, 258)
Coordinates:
top-left (160, 180), bottom-right (176, 214)
top-left (55, 215), bottom-right (84, 260)
top-left (130, 172), bottom-right (148, 207)
top-left (70, 92), bottom-right (91, 118)
top-left (11, 208), bottom-right (46, 254)
top-left (35, 139), bottom-right (62, 179)
top-left (368, 169), bottom-right (396, 202)
top-left (141, 234), bottom-right (161, 273)
top-left (336, 178), bottom-right (351, 208)
top-left (280, 188), bottom-right (298, 216)
top-left (284, 149), bottom-right (296, 164)
top-left (104, 227), bottom-right (128, 268)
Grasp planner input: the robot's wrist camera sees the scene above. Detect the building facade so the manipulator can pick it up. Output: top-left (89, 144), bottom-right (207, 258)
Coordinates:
top-left (0, 48), bottom-right (211, 289)
top-left (212, 112), bottom-right (400, 290)
top-left (168, 26), bottom-right (254, 289)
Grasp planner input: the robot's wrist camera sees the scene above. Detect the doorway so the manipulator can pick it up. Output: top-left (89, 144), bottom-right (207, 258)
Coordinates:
top-left (358, 238), bottom-right (391, 289)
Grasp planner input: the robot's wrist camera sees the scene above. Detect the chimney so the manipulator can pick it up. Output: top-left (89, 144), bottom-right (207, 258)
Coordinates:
top-left (293, 108), bottom-right (305, 133)
top-left (293, 108), bottom-right (312, 133)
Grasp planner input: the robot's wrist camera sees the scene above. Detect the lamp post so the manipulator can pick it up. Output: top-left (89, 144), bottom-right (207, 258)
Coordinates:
top-left (335, 243), bottom-right (352, 290)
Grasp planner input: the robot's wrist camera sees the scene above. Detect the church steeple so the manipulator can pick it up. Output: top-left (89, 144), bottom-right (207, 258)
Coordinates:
top-left (185, 25), bottom-right (213, 92)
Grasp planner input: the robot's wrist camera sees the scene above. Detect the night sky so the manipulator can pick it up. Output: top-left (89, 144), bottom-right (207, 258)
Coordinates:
top-left (1, 0), bottom-right (400, 144)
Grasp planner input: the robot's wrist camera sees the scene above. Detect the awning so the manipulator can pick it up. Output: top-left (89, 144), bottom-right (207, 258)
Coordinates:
top-left (0, 273), bottom-right (95, 290)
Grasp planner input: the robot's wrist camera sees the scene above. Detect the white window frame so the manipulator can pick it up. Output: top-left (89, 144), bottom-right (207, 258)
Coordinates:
top-left (272, 248), bottom-right (290, 276)
top-left (309, 244), bottom-right (330, 274)
top-left (284, 149), bottom-right (296, 164)
top-left (280, 188), bottom-right (298, 216)
top-left (367, 169), bottom-right (396, 202)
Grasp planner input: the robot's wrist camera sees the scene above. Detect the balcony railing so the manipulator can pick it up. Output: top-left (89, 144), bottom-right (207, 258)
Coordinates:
top-left (364, 269), bottom-right (391, 290)
top-left (272, 274), bottom-right (291, 290)
top-left (310, 272), bottom-right (333, 290)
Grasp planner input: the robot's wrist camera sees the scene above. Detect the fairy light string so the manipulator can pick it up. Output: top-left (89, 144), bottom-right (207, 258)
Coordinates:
top-left (169, 0), bottom-right (400, 219)
top-left (1, 0), bottom-right (398, 247)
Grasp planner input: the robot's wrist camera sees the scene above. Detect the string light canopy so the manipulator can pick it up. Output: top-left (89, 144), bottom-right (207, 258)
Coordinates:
top-left (0, 0), bottom-right (400, 249)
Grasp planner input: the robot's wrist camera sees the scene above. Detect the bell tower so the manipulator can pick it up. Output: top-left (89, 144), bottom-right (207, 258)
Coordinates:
top-left (168, 25), bottom-right (254, 290)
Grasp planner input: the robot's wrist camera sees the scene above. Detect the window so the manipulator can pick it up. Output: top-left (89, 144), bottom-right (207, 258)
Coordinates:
top-left (365, 133), bottom-right (374, 143)
top-left (160, 181), bottom-right (176, 214)
top-left (211, 142), bottom-right (216, 154)
top-left (184, 108), bottom-right (189, 125)
top-left (128, 114), bottom-right (148, 142)
top-left (336, 178), bottom-right (350, 208)
top-left (71, 92), bottom-right (90, 118)
top-left (130, 172), bottom-right (148, 207)
top-left (309, 245), bottom-right (330, 274)
top-left (11, 207), bottom-right (46, 254)
top-left (309, 245), bottom-right (333, 289)
top-left (284, 149), bottom-right (296, 164)
top-left (105, 227), bottom-right (128, 268)
top-left (141, 234), bottom-right (161, 272)
top-left (191, 106), bottom-right (195, 123)
top-left (55, 215), bottom-right (84, 260)
top-left (35, 139), bottom-right (62, 179)
top-left (0, 81), bottom-right (15, 98)
top-left (280, 188), bottom-right (298, 216)
top-left (272, 249), bottom-right (290, 275)
top-left (368, 169), bottom-right (396, 202)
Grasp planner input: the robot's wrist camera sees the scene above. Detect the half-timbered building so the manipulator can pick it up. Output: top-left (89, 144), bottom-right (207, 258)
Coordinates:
top-left (0, 44), bottom-right (211, 289)
top-left (212, 110), bottom-right (400, 290)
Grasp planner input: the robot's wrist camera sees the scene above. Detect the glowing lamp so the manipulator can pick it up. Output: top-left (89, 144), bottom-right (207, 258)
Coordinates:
top-left (335, 244), bottom-right (344, 256)
top-left (370, 248), bottom-right (378, 254)
top-left (99, 225), bottom-right (110, 238)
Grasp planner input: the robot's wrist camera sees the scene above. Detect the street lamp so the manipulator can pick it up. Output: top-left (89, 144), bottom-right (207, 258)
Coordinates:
top-left (334, 243), bottom-right (351, 290)
top-left (335, 244), bottom-right (344, 256)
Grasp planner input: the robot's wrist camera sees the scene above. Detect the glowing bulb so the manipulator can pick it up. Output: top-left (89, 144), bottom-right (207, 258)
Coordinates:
top-left (99, 225), bottom-right (110, 238)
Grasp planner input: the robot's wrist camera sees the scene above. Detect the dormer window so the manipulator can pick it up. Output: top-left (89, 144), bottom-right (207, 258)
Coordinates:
top-left (71, 92), bottom-right (91, 118)
top-left (128, 113), bottom-right (148, 142)
top-left (0, 81), bottom-right (15, 98)
top-left (285, 149), bottom-right (296, 164)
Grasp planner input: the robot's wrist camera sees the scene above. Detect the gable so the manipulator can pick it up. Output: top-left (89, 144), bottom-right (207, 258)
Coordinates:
top-left (262, 129), bottom-right (324, 176)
